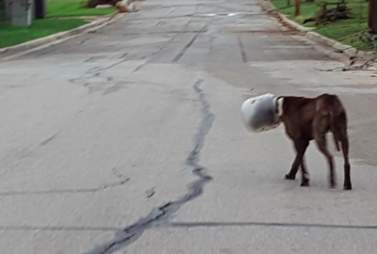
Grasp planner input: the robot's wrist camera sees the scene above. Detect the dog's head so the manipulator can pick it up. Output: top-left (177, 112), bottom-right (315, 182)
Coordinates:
top-left (241, 93), bottom-right (282, 132)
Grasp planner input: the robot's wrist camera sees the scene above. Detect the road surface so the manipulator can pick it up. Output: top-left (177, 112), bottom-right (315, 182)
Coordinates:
top-left (1, 0), bottom-right (377, 253)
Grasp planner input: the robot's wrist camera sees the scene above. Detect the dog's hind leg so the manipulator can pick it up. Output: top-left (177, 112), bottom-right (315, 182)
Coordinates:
top-left (334, 112), bottom-right (352, 190)
top-left (341, 135), bottom-right (352, 190)
top-left (315, 132), bottom-right (336, 188)
top-left (336, 118), bottom-right (352, 190)
top-left (285, 140), bottom-right (309, 183)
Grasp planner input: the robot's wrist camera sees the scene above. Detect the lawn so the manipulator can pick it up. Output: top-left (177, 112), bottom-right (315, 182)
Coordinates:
top-left (0, 0), bottom-right (114, 48)
top-left (47, 0), bottom-right (114, 17)
top-left (271, 0), bottom-right (373, 50)
top-left (0, 18), bottom-right (86, 48)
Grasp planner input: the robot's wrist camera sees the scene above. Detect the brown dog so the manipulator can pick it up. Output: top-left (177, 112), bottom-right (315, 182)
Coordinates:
top-left (277, 94), bottom-right (352, 190)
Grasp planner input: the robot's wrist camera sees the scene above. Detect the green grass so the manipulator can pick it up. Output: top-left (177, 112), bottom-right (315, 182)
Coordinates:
top-left (0, 18), bottom-right (86, 48)
top-left (47, 0), bottom-right (114, 17)
top-left (0, 0), bottom-right (114, 48)
top-left (271, 0), bottom-right (373, 50)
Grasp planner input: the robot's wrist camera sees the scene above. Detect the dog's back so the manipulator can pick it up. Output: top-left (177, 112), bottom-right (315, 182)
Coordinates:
top-left (281, 94), bottom-right (346, 140)
top-left (314, 94), bottom-right (347, 151)
top-left (280, 96), bottom-right (317, 140)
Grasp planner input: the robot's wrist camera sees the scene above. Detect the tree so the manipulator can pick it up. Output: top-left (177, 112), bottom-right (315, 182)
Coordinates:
top-left (294, 0), bottom-right (301, 16)
top-left (3, 0), bottom-right (11, 20)
top-left (369, 0), bottom-right (377, 33)
top-left (86, 0), bottom-right (120, 8)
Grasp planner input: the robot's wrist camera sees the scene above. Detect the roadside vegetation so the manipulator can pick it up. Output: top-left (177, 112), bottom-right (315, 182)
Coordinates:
top-left (0, 0), bottom-right (113, 48)
top-left (47, 0), bottom-right (113, 17)
top-left (271, 0), bottom-right (374, 50)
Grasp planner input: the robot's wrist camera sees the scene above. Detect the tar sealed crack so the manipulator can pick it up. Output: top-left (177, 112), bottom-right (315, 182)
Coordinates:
top-left (86, 79), bottom-right (215, 254)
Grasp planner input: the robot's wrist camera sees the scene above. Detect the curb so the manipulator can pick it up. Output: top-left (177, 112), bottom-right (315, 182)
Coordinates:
top-left (258, 0), bottom-right (376, 61)
top-left (0, 13), bottom-right (123, 61)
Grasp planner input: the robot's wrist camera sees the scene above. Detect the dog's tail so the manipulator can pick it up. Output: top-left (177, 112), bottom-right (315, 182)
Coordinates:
top-left (319, 94), bottom-right (342, 152)
top-left (330, 112), bottom-right (341, 152)
top-left (328, 95), bottom-right (345, 152)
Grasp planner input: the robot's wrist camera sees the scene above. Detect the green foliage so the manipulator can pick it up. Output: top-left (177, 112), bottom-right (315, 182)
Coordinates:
top-left (47, 0), bottom-right (113, 17)
top-left (0, 18), bottom-right (86, 48)
top-left (271, 0), bottom-right (372, 50)
top-left (0, 0), bottom-right (114, 48)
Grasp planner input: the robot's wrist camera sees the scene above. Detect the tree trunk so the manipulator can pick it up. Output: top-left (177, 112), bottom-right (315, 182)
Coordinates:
top-left (3, 0), bottom-right (11, 20)
top-left (369, 0), bottom-right (377, 33)
top-left (295, 0), bottom-right (301, 16)
top-left (86, 0), bottom-right (120, 8)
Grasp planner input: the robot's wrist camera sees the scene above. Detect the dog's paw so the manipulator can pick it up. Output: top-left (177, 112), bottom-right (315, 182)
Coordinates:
top-left (300, 180), bottom-right (310, 187)
top-left (344, 183), bottom-right (352, 190)
top-left (285, 174), bottom-right (295, 180)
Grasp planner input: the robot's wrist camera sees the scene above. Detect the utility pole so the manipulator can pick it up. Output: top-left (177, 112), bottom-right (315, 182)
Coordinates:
top-left (369, 0), bottom-right (377, 33)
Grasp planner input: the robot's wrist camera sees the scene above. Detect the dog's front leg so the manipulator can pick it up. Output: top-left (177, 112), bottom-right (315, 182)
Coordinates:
top-left (300, 157), bottom-right (310, 186)
top-left (285, 140), bottom-right (309, 183)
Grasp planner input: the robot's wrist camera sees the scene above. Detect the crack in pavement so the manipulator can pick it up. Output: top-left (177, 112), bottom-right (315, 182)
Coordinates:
top-left (85, 79), bottom-right (215, 254)
top-left (39, 132), bottom-right (60, 147)
top-left (172, 25), bottom-right (208, 63)
top-left (238, 36), bottom-right (248, 63)
top-left (134, 15), bottom-right (204, 72)
top-left (69, 54), bottom-right (129, 91)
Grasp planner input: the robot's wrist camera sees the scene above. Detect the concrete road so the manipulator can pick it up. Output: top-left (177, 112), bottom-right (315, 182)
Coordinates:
top-left (1, 0), bottom-right (377, 253)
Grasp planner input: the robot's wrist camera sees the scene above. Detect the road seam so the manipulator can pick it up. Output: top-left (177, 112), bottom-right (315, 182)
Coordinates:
top-left (170, 221), bottom-right (377, 230)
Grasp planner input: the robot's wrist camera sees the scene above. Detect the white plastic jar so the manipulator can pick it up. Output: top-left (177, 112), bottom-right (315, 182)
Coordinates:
top-left (241, 93), bottom-right (281, 132)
